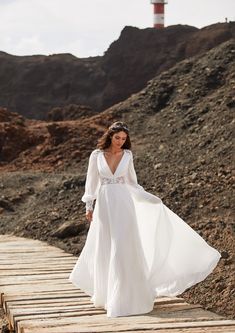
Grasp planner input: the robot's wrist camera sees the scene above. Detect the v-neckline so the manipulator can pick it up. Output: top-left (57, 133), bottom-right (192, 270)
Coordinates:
top-left (102, 149), bottom-right (125, 176)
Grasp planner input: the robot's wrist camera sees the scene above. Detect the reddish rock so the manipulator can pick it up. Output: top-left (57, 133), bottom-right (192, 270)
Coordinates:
top-left (47, 104), bottom-right (93, 121)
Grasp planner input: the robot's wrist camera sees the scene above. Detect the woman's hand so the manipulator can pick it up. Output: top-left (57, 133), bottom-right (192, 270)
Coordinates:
top-left (86, 210), bottom-right (93, 223)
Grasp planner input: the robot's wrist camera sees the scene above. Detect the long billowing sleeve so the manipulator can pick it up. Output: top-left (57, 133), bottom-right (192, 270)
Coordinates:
top-left (126, 150), bottom-right (145, 191)
top-left (81, 149), bottom-right (100, 212)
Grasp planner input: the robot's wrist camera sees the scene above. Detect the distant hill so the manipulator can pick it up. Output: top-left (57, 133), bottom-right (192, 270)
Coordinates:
top-left (0, 22), bottom-right (234, 119)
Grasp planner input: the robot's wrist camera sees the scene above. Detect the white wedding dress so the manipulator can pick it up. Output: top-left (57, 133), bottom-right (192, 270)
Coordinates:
top-left (69, 148), bottom-right (221, 318)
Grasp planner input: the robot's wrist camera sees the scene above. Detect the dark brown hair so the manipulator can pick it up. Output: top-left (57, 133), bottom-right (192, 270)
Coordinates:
top-left (97, 121), bottom-right (131, 150)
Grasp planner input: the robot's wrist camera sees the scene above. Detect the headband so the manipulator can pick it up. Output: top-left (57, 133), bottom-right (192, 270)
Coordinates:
top-left (109, 124), bottom-right (129, 132)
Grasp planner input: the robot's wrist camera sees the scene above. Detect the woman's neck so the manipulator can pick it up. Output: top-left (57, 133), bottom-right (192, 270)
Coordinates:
top-left (106, 146), bottom-right (123, 154)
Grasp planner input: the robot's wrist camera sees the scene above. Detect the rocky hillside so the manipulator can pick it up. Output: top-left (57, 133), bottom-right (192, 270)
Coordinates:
top-left (0, 22), bottom-right (234, 119)
top-left (0, 39), bottom-right (234, 321)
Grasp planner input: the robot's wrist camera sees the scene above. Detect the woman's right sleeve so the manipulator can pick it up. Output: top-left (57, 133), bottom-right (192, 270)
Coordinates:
top-left (81, 150), bottom-right (100, 212)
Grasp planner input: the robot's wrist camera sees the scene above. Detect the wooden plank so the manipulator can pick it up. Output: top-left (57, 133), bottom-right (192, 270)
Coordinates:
top-left (3, 292), bottom-right (86, 300)
top-left (0, 238), bottom-right (44, 244)
top-left (0, 273), bottom-right (69, 283)
top-left (0, 283), bottom-right (78, 303)
top-left (8, 301), bottom-right (200, 312)
top-left (0, 259), bottom-right (73, 264)
top-left (16, 310), bottom-right (106, 333)
top-left (0, 251), bottom-right (75, 262)
top-left (2, 290), bottom-right (87, 306)
top-left (0, 245), bottom-right (72, 250)
top-left (21, 327), bottom-right (235, 333)
top-left (0, 282), bottom-right (74, 293)
top-left (0, 246), bottom-right (58, 249)
top-left (3, 295), bottom-right (184, 313)
top-left (9, 297), bottom-right (180, 308)
top-left (0, 253), bottom-right (74, 258)
top-left (0, 289), bottom-right (85, 307)
top-left (14, 307), bottom-right (226, 332)
top-left (0, 267), bottom-right (73, 271)
top-left (11, 306), bottom-right (106, 329)
top-left (0, 280), bottom-right (71, 288)
top-left (8, 303), bottom-right (210, 330)
top-left (17, 315), bottom-right (235, 333)
top-left (9, 303), bottom-right (104, 322)
top-left (0, 274), bottom-right (69, 286)
top-left (0, 255), bottom-right (76, 260)
top-left (3, 298), bottom-right (91, 314)
top-left (0, 240), bottom-right (63, 247)
top-left (1, 263), bottom-right (72, 270)
top-left (15, 310), bottom-right (215, 333)
top-left (2, 289), bottom-right (84, 299)
top-left (6, 298), bottom-right (92, 307)
top-left (0, 269), bottom-right (72, 276)
top-left (2, 297), bottom-right (196, 319)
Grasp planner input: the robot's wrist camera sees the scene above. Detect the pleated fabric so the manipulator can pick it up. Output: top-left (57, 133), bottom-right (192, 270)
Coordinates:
top-left (69, 148), bottom-right (221, 317)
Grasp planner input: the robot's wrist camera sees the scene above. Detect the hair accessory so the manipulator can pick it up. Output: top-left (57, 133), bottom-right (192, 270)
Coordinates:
top-left (109, 123), bottom-right (129, 131)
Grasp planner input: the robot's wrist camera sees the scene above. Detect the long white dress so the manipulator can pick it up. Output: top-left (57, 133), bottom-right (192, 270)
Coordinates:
top-left (69, 148), bottom-right (221, 318)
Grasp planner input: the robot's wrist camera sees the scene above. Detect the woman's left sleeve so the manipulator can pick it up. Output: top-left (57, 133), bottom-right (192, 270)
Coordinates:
top-left (81, 150), bottom-right (100, 212)
top-left (126, 150), bottom-right (145, 191)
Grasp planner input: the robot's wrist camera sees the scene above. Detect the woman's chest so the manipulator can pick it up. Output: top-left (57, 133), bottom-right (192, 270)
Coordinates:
top-left (97, 150), bottom-right (130, 177)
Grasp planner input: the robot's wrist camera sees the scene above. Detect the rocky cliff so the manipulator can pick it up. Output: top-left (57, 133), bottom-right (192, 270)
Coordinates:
top-left (0, 22), bottom-right (234, 119)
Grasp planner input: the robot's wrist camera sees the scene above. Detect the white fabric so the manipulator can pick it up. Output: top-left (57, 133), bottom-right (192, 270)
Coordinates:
top-left (85, 200), bottom-right (94, 212)
top-left (69, 148), bottom-right (221, 317)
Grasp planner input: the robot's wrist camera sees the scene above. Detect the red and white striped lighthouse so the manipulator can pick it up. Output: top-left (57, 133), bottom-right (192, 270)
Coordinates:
top-left (150, 0), bottom-right (168, 29)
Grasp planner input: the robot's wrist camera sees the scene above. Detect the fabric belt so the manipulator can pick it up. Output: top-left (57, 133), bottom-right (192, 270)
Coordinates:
top-left (101, 176), bottom-right (125, 185)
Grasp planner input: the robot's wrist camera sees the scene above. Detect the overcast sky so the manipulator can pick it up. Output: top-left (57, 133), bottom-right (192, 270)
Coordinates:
top-left (0, 0), bottom-right (234, 58)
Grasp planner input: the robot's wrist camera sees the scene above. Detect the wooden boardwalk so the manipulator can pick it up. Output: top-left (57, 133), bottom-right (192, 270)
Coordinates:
top-left (0, 235), bottom-right (234, 333)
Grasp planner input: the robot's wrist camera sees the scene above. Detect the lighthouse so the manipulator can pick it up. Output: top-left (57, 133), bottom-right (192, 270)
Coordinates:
top-left (150, 0), bottom-right (168, 29)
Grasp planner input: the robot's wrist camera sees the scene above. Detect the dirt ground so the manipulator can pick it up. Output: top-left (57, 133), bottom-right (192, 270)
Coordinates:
top-left (0, 307), bottom-right (8, 332)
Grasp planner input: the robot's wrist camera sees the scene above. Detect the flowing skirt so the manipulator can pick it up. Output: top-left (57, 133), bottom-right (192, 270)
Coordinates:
top-left (69, 183), bottom-right (221, 317)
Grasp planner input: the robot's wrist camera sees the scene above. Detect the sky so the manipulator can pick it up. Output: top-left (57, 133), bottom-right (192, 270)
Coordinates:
top-left (0, 0), bottom-right (234, 58)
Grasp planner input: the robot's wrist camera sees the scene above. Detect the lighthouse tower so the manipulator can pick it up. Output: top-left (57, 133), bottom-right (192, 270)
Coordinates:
top-left (150, 0), bottom-right (168, 29)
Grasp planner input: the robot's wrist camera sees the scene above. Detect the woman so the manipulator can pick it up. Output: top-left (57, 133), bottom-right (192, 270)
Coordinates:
top-left (69, 121), bottom-right (221, 318)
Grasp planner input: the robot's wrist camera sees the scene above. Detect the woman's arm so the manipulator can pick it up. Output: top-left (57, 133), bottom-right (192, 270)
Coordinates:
top-left (81, 149), bottom-right (100, 217)
top-left (126, 150), bottom-right (145, 191)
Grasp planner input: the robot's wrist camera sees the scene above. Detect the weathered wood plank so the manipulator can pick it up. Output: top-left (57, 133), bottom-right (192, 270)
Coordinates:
top-left (8, 301), bottom-right (200, 313)
top-left (21, 327), bottom-right (235, 333)
top-left (0, 282), bottom-right (75, 295)
top-left (6, 298), bottom-right (92, 308)
top-left (3, 295), bottom-right (186, 314)
top-left (0, 274), bottom-right (69, 283)
top-left (2, 291), bottom-right (88, 309)
top-left (2, 289), bottom-right (84, 301)
top-left (14, 307), bottom-right (225, 333)
top-left (7, 296), bottom-right (184, 308)
top-left (0, 284), bottom-right (79, 305)
top-left (0, 280), bottom-right (71, 289)
top-left (0, 268), bottom-right (71, 278)
top-left (0, 253), bottom-right (75, 264)
top-left (0, 259), bottom-right (73, 264)
top-left (2, 290), bottom-right (85, 300)
top-left (18, 316), bottom-right (235, 333)
top-left (0, 263), bottom-right (74, 270)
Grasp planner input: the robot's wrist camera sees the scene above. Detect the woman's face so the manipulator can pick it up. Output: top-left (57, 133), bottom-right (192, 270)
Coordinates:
top-left (111, 131), bottom-right (127, 149)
